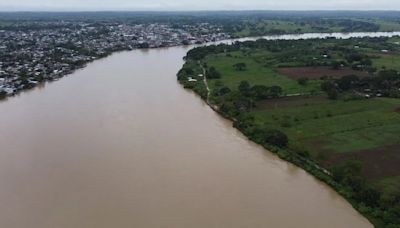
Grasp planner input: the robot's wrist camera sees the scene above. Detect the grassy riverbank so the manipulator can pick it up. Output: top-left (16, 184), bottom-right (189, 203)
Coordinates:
top-left (178, 37), bottom-right (400, 227)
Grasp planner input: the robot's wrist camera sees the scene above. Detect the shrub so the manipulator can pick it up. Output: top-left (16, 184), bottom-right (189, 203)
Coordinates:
top-left (232, 62), bottom-right (247, 71)
top-left (216, 86), bottom-right (231, 96)
top-left (297, 77), bottom-right (309, 85)
top-left (0, 91), bottom-right (6, 99)
top-left (264, 129), bottom-right (289, 148)
top-left (206, 66), bottom-right (221, 79)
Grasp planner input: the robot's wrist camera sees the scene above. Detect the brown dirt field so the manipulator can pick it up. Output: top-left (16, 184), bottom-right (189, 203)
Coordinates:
top-left (276, 66), bottom-right (370, 79)
top-left (255, 95), bottom-right (328, 110)
top-left (321, 144), bottom-right (400, 180)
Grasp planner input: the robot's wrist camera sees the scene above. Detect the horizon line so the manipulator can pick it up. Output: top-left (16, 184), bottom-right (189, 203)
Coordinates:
top-left (1, 9), bottom-right (400, 13)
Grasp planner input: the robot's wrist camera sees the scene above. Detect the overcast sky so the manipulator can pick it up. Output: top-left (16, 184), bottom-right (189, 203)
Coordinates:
top-left (1, 0), bottom-right (400, 11)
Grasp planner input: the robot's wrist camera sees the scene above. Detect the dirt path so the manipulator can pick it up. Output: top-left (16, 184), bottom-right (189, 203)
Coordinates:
top-left (199, 61), bottom-right (211, 104)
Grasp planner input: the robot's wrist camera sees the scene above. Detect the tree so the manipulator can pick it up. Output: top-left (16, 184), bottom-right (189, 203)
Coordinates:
top-left (207, 67), bottom-right (221, 79)
top-left (138, 42), bottom-right (149, 48)
top-left (327, 88), bottom-right (339, 100)
top-left (337, 75), bottom-right (360, 91)
top-left (321, 81), bottom-right (339, 100)
top-left (332, 60), bottom-right (342, 70)
top-left (216, 86), bottom-right (231, 96)
top-left (358, 187), bottom-right (381, 207)
top-left (251, 85), bottom-right (270, 100)
top-left (331, 159), bottom-right (363, 182)
top-left (269, 86), bottom-right (283, 98)
top-left (186, 68), bottom-right (194, 75)
top-left (264, 129), bottom-right (289, 148)
top-left (321, 81), bottom-right (336, 92)
top-left (250, 85), bottom-right (282, 100)
top-left (0, 91), bottom-right (6, 99)
top-left (346, 53), bottom-right (363, 64)
top-left (238, 80), bottom-right (251, 96)
top-left (233, 62), bottom-right (247, 71)
top-left (219, 102), bottom-right (235, 116)
top-left (233, 99), bottom-right (253, 112)
top-left (361, 58), bottom-right (372, 66)
top-left (297, 77), bottom-right (309, 85)
top-left (177, 67), bottom-right (194, 80)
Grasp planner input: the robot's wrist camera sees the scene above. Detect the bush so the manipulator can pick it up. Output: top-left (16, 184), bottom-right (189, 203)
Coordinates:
top-left (233, 62), bottom-right (247, 71)
top-left (0, 91), bottom-right (6, 100)
top-left (337, 75), bottom-right (359, 91)
top-left (264, 129), bottom-right (289, 148)
top-left (327, 88), bottom-right (339, 100)
top-left (238, 80), bottom-right (251, 96)
top-left (297, 77), bottom-right (309, 85)
top-left (216, 86), bottom-right (231, 96)
top-left (250, 85), bottom-right (283, 100)
top-left (290, 143), bottom-right (310, 158)
top-left (206, 66), bottom-right (221, 79)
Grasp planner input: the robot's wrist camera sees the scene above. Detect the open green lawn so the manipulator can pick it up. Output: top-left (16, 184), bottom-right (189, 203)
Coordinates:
top-left (251, 98), bottom-right (400, 153)
top-left (205, 53), bottom-right (321, 94)
top-left (372, 54), bottom-right (400, 71)
top-left (316, 123), bottom-right (400, 153)
top-left (374, 175), bottom-right (400, 199)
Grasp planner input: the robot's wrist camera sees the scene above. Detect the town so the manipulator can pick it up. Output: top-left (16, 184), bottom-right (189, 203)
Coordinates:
top-left (0, 20), bottom-right (230, 98)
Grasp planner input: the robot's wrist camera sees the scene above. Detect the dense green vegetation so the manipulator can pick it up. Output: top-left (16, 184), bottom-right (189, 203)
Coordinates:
top-left (228, 18), bottom-right (400, 37)
top-left (178, 36), bottom-right (400, 227)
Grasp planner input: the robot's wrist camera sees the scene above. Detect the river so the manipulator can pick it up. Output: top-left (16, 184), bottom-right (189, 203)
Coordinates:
top-left (2, 32), bottom-right (396, 228)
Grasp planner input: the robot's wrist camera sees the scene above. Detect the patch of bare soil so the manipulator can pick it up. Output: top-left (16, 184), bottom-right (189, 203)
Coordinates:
top-left (322, 144), bottom-right (400, 180)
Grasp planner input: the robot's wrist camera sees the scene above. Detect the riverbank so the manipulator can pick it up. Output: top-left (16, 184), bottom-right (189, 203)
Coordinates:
top-left (0, 43), bottom-right (373, 228)
top-left (3, 31), bottom-right (400, 101)
top-left (178, 35), bottom-right (400, 227)
top-left (1, 30), bottom-right (399, 227)
top-left (180, 57), bottom-right (386, 228)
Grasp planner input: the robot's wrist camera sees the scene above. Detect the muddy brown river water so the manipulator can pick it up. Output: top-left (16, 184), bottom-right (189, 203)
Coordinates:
top-left (2, 32), bottom-right (397, 228)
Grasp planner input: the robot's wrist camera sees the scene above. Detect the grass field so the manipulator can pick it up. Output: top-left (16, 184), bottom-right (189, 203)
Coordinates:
top-left (277, 66), bottom-right (370, 79)
top-left (252, 98), bottom-right (400, 153)
top-left (199, 42), bottom-right (400, 157)
top-left (199, 44), bottom-right (400, 178)
top-left (205, 52), bottom-right (321, 94)
top-left (375, 175), bottom-right (400, 198)
top-left (372, 54), bottom-right (400, 71)
top-left (180, 37), bottom-right (400, 226)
